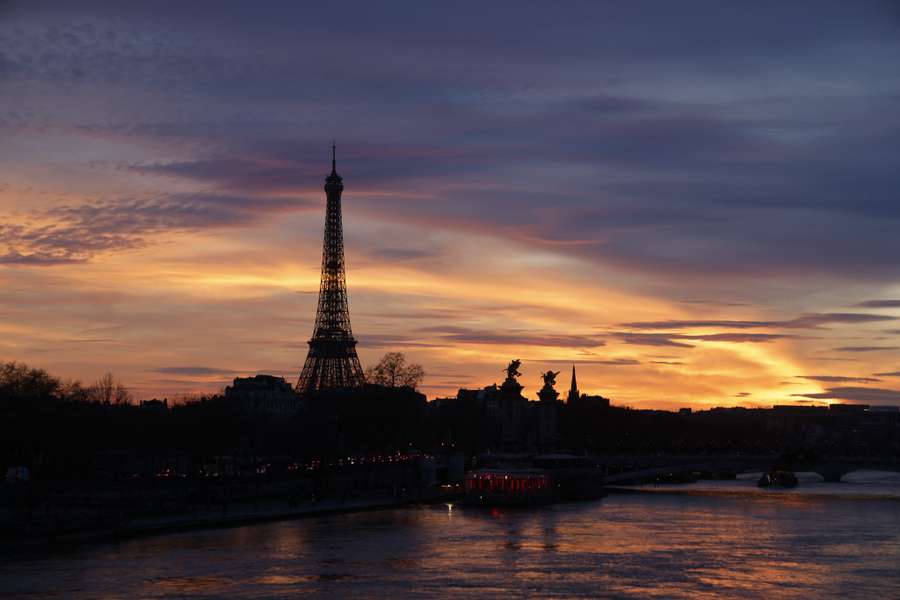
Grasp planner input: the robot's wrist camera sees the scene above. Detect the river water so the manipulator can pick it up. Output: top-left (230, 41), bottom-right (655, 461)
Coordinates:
top-left (3, 473), bottom-right (900, 599)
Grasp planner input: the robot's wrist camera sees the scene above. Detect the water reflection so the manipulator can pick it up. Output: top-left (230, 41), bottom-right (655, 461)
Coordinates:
top-left (2, 480), bottom-right (900, 599)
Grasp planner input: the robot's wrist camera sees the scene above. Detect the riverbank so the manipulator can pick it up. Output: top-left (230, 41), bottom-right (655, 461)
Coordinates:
top-left (3, 488), bottom-right (462, 555)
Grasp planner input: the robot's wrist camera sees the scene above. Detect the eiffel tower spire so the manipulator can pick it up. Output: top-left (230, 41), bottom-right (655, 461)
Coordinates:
top-left (296, 146), bottom-right (365, 395)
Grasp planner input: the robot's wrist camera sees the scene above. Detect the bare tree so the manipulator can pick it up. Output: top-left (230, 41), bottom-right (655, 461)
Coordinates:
top-left (114, 382), bottom-right (132, 405)
top-left (365, 352), bottom-right (425, 389)
top-left (89, 373), bottom-right (115, 404)
top-left (89, 372), bottom-right (131, 404)
top-left (59, 378), bottom-right (90, 403)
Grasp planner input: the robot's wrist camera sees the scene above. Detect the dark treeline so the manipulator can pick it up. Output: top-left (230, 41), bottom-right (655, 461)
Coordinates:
top-left (1, 362), bottom-right (433, 482)
top-left (3, 361), bottom-right (898, 544)
top-left (3, 361), bottom-right (899, 484)
top-left (1, 362), bottom-right (439, 541)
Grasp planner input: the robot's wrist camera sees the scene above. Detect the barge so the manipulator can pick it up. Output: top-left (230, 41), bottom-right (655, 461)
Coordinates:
top-left (463, 454), bottom-right (606, 506)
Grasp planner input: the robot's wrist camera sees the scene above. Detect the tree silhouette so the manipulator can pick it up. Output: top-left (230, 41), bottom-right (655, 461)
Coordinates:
top-left (0, 361), bottom-right (61, 403)
top-left (365, 352), bottom-right (425, 389)
top-left (88, 372), bottom-right (131, 404)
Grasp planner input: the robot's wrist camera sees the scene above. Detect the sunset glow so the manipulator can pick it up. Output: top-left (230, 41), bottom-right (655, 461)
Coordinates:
top-left (3, 2), bottom-right (900, 408)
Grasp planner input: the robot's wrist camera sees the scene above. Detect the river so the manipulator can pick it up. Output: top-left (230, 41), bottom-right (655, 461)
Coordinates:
top-left (3, 472), bottom-right (900, 599)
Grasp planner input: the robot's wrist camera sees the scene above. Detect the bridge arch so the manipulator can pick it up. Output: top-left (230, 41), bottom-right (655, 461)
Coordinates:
top-left (810, 463), bottom-right (900, 483)
top-left (599, 455), bottom-right (900, 485)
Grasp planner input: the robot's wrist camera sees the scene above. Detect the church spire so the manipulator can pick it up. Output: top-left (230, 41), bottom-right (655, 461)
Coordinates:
top-left (567, 364), bottom-right (580, 403)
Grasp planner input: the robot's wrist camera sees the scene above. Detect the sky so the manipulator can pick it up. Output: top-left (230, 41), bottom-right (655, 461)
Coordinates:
top-left (2, 1), bottom-right (900, 408)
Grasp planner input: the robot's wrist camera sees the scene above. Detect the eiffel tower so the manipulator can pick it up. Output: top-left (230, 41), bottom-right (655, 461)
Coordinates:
top-left (295, 145), bottom-right (366, 395)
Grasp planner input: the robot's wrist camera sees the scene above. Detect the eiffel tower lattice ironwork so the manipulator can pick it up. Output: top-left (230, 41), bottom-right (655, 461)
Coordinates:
top-left (296, 145), bottom-right (366, 395)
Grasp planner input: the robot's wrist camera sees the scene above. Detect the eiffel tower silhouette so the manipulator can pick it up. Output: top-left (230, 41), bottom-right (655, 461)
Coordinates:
top-left (296, 145), bottom-right (365, 395)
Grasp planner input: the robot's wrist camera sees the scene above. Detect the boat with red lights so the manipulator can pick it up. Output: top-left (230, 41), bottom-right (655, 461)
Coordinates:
top-left (463, 454), bottom-right (606, 506)
top-left (464, 468), bottom-right (554, 506)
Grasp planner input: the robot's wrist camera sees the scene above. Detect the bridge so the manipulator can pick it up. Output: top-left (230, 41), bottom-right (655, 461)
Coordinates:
top-left (598, 454), bottom-right (900, 484)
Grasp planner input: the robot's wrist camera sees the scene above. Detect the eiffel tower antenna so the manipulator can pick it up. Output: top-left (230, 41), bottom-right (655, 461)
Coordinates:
top-left (295, 145), bottom-right (365, 395)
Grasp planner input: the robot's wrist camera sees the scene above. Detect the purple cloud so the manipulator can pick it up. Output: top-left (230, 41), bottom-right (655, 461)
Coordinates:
top-left (855, 300), bottom-right (900, 308)
top-left (0, 249), bottom-right (88, 266)
top-left (152, 366), bottom-right (236, 376)
top-left (621, 313), bottom-right (896, 331)
top-left (834, 346), bottom-right (900, 353)
top-left (1, 193), bottom-right (317, 263)
top-left (797, 375), bottom-right (882, 384)
top-left (792, 387), bottom-right (900, 404)
top-left (613, 333), bottom-right (694, 348)
top-left (612, 331), bottom-right (787, 348)
top-left (537, 358), bottom-right (640, 366)
top-left (420, 326), bottom-right (605, 348)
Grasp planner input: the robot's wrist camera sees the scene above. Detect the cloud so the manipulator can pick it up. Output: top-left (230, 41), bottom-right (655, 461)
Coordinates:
top-left (792, 387), bottom-right (900, 404)
top-left (621, 313), bottom-right (897, 331)
top-left (612, 331), bottom-right (787, 348)
top-left (0, 249), bottom-right (88, 266)
top-left (152, 366), bottom-right (236, 376)
top-left (681, 333), bottom-right (787, 343)
top-left (358, 334), bottom-right (445, 349)
top-left (10, 16), bottom-right (897, 284)
top-left (367, 247), bottom-right (440, 262)
top-left (782, 313), bottom-right (898, 329)
top-left (21, 63), bottom-right (900, 284)
top-left (421, 326), bottom-right (606, 348)
top-left (538, 358), bottom-right (640, 366)
top-left (833, 346), bottom-right (900, 353)
top-left (855, 300), bottom-right (900, 308)
top-left (873, 371), bottom-right (900, 377)
top-left (620, 319), bottom-right (773, 330)
top-left (60, 338), bottom-right (121, 344)
top-left (613, 333), bottom-right (694, 348)
top-left (796, 375), bottom-right (881, 384)
top-left (1, 193), bottom-right (317, 264)
top-left (133, 158), bottom-right (321, 194)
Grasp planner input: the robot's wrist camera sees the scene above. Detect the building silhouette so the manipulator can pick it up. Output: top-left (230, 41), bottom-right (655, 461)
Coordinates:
top-left (296, 146), bottom-right (366, 395)
top-left (225, 374), bottom-right (301, 415)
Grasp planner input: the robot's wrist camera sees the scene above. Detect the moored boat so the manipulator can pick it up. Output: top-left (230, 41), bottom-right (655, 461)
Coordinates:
top-left (464, 468), bottom-right (554, 506)
top-left (757, 470), bottom-right (798, 488)
top-left (463, 454), bottom-right (606, 506)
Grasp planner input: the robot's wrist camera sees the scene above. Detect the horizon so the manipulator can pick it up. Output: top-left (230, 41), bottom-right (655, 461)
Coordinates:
top-left (3, 2), bottom-right (900, 408)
